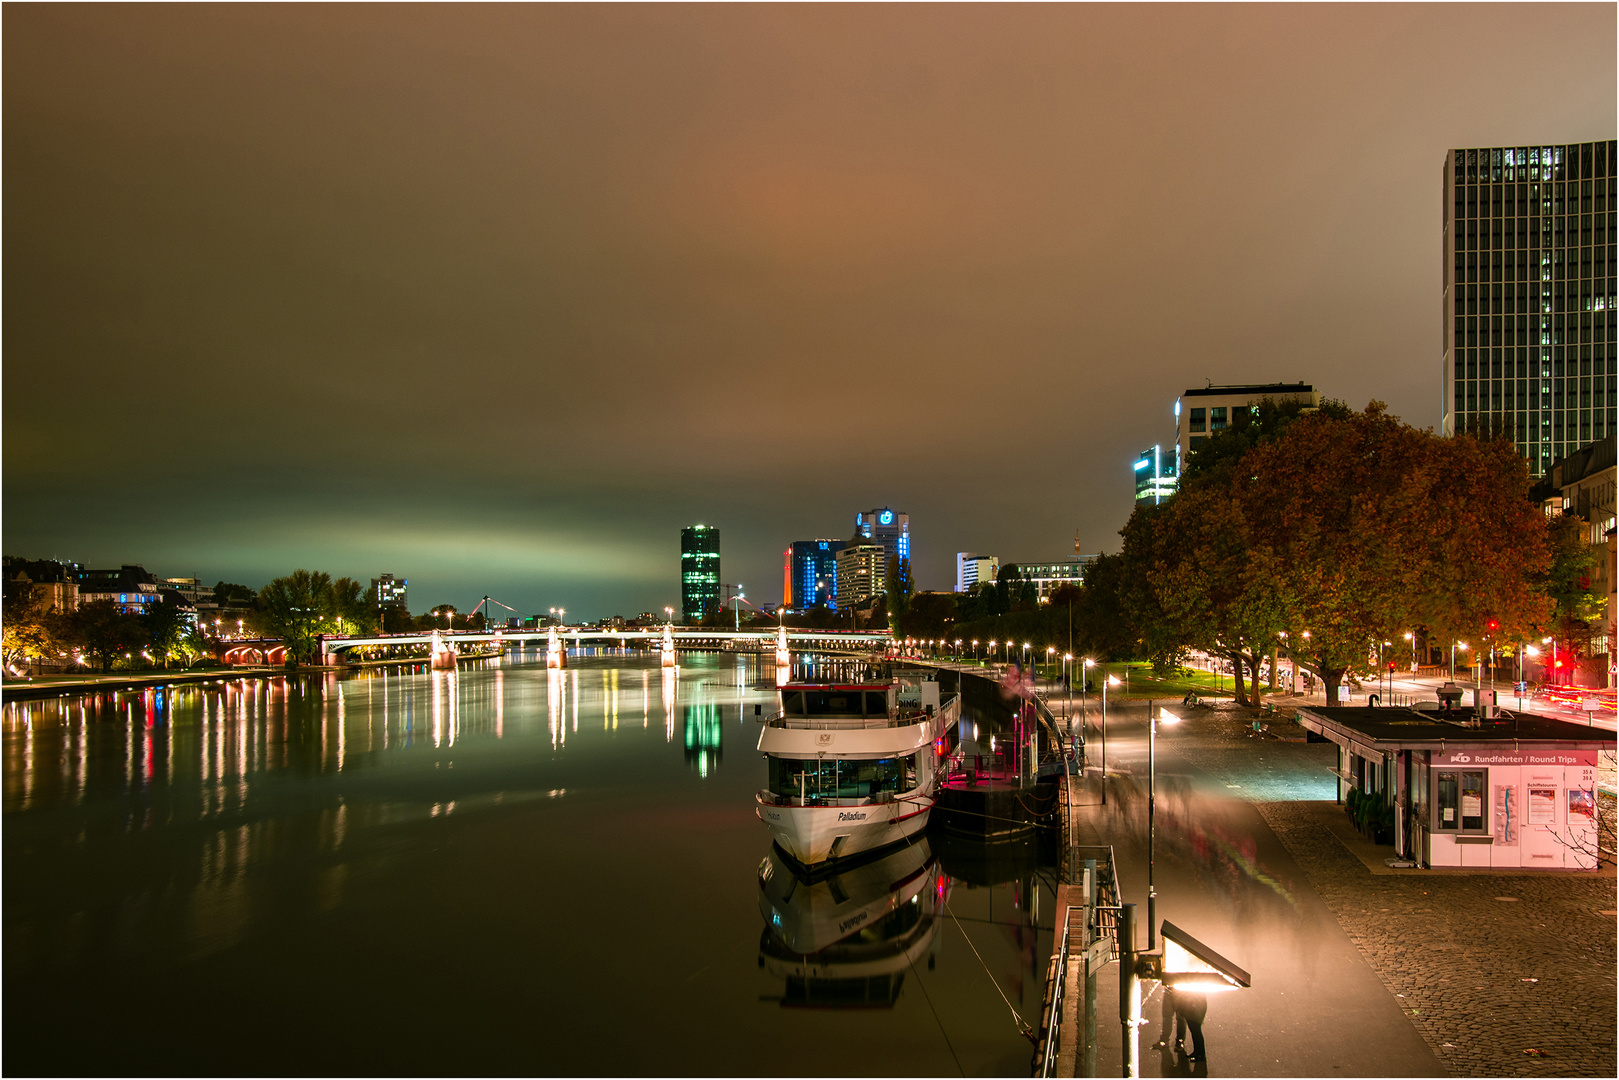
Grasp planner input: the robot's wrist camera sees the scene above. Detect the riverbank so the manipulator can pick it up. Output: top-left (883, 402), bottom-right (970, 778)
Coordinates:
top-left (0, 649), bottom-right (508, 702)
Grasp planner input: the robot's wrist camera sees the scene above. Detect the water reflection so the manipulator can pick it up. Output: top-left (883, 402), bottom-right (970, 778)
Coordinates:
top-left (683, 703), bottom-right (723, 777)
top-left (757, 836), bottom-right (948, 1008)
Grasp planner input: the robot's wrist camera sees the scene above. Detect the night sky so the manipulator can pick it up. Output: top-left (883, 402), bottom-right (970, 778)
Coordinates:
top-left (5, 5), bottom-right (1614, 618)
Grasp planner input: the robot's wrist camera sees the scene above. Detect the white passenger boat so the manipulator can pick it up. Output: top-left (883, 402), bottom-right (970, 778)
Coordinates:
top-left (755, 675), bottom-right (960, 867)
top-left (756, 835), bottom-right (949, 1008)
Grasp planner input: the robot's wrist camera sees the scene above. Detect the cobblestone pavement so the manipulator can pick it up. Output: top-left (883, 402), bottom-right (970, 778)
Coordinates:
top-left (1171, 702), bottom-right (1618, 1078)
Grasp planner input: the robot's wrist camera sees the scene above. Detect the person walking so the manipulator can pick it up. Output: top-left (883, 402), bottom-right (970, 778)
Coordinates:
top-left (1170, 986), bottom-right (1208, 1062)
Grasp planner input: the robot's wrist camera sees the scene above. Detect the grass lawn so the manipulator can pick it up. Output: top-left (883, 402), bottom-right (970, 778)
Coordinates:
top-left (1084, 660), bottom-right (1284, 700)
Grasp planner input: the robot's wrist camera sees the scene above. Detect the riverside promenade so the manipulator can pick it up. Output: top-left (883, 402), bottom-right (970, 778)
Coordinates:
top-left (1049, 699), bottom-right (1616, 1077)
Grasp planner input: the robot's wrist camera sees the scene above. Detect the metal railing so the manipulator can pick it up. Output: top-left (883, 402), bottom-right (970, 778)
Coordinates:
top-left (1038, 845), bottom-right (1121, 1077)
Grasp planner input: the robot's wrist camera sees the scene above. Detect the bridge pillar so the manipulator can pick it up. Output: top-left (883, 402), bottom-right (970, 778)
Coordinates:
top-left (774, 624), bottom-right (790, 667)
top-left (661, 625), bottom-right (676, 668)
top-left (547, 626), bottom-right (567, 669)
top-left (429, 629), bottom-right (458, 671)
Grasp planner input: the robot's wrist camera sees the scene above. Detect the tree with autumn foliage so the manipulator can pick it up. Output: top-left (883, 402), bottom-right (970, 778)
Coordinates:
top-left (1118, 401), bottom-right (1556, 705)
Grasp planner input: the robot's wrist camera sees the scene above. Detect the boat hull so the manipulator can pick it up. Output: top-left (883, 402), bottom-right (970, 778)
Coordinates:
top-left (755, 794), bottom-right (933, 866)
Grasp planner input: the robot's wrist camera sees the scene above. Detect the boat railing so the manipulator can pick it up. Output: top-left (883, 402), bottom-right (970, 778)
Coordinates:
top-left (756, 791), bottom-right (902, 808)
top-left (762, 711), bottom-right (933, 730)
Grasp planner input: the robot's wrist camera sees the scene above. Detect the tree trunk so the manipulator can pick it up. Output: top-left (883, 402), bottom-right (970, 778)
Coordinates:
top-left (1320, 663), bottom-right (1346, 705)
top-left (1229, 648), bottom-right (1251, 706)
top-left (1246, 650), bottom-right (1266, 705)
top-left (1268, 642), bottom-right (1278, 691)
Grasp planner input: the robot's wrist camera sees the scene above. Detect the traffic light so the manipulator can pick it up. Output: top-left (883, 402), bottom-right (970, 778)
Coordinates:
top-left (1486, 619), bottom-right (1499, 632)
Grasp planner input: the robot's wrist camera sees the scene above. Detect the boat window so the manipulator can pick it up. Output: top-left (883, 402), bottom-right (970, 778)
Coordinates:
top-left (802, 691), bottom-right (857, 716)
top-left (780, 691), bottom-right (805, 717)
top-left (767, 756), bottom-right (917, 801)
top-left (865, 692), bottom-right (889, 717)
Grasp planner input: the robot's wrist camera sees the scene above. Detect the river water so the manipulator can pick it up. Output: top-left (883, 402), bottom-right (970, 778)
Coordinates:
top-left (4, 652), bottom-right (1053, 1076)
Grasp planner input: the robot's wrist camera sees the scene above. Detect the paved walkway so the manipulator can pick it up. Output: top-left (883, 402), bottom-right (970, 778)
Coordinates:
top-left (1171, 703), bottom-right (1618, 1078)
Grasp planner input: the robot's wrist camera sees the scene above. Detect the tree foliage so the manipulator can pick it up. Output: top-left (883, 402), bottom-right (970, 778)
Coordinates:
top-left (256, 570), bottom-right (381, 664)
top-left (1117, 401), bottom-right (1557, 704)
top-left (63, 598), bottom-right (149, 673)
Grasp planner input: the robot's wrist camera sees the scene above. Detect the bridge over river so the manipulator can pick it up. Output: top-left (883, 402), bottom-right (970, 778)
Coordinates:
top-left (306, 626), bottom-right (892, 665)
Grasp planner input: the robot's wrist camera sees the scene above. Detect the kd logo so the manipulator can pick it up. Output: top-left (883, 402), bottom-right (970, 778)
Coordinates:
top-left (815, 733), bottom-right (833, 747)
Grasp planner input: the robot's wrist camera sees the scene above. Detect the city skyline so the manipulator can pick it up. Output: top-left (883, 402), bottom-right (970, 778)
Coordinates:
top-left (4, 5), bottom-right (1614, 618)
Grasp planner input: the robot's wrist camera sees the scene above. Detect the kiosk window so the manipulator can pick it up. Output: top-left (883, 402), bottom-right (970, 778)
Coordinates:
top-left (1435, 769), bottom-right (1487, 832)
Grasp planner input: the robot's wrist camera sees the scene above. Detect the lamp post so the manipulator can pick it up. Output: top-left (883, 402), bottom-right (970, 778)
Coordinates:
top-left (989, 639), bottom-right (997, 667)
top-left (1063, 653), bottom-right (1074, 749)
top-left (1047, 645), bottom-right (1056, 683)
top-left (972, 640), bottom-right (980, 663)
top-left (1100, 672), bottom-right (1120, 806)
top-left (1148, 705), bottom-right (1183, 950)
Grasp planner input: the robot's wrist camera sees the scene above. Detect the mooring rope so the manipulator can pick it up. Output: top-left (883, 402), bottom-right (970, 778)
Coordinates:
top-left (945, 899), bottom-right (1037, 1041)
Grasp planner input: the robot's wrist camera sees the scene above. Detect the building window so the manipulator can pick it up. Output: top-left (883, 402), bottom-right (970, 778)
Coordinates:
top-left (1210, 407), bottom-right (1227, 430)
top-left (1434, 769), bottom-right (1487, 832)
top-left (1188, 408), bottom-right (1205, 432)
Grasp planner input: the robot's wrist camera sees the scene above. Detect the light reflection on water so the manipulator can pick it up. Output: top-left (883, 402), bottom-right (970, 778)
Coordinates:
top-left (5, 651), bottom-right (1054, 1076)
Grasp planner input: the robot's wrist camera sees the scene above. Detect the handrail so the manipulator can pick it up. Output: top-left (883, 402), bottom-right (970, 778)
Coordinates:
top-left (1039, 844), bottom-right (1121, 1077)
top-left (1040, 904), bottom-right (1075, 1077)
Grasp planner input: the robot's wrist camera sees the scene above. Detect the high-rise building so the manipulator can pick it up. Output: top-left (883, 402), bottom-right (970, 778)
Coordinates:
top-left (1173, 383), bottom-right (1321, 472)
top-left (834, 543), bottom-right (888, 609)
top-left (1442, 141), bottom-right (1616, 475)
top-left (680, 525), bottom-right (721, 623)
top-left (955, 553), bottom-right (999, 593)
top-left (856, 507), bottom-right (910, 565)
top-left (372, 573), bottom-right (408, 612)
top-left (1133, 446), bottom-right (1175, 505)
top-left (789, 540), bottom-right (843, 610)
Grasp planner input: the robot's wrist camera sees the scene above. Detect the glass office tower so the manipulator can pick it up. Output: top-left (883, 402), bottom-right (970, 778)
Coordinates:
top-left (1442, 141), bottom-right (1616, 475)
top-left (680, 525), bottom-right (721, 624)
top-left (789, 540), bottom-right (843, 610)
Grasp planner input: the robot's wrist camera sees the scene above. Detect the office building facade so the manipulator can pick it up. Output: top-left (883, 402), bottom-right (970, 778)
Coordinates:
top-left (856, 507), bottom-right (910, 565)
top-left (788, 539), bottom-right (843, 610)
top-left (955, 553), bottom-right (999, 593)
top-left (372, 573), bottom-right (408, 612)
top-left (680, 525), bottom-right (721, 624)
top-left (1442, 141), bottom-right (1616, 475)
top-left (1173, 383), bottom-right (1321, 470)
top-left (1133, 445), bottom-right (1175, 505)
top-left (834, 543), bottom-right (888, 609)
top-left (1015, 559), bottom-right (1095, 601)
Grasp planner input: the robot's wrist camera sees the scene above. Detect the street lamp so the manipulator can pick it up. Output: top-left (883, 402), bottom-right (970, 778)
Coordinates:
top-left (988, 639), bottom-right (996, 666)
top-left (1451, 641), bottom-right (1468, 681)
top-left (972, 640), bottom-right (980, 662)
top-left (1100, 672), bottom-right (1121, 806)
top-left (664, 606), bottom-right (674, 625)
top-left (1148, 705), bottom-right (1184, 950)
top-left (1046, 645), bottom-right (1056, 682)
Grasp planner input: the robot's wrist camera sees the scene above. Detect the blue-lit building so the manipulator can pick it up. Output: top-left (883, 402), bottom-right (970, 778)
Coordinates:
top-left (680, 525), bottom-right (721, 624)
top-left (856, 507), bottom-right (910, 565)
top-left (788, 539), bottom-right (843, 610)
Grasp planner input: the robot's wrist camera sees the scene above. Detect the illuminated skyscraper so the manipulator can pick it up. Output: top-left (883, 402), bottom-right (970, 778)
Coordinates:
top-left (1442, 141), bottom-right (1616, 474)
top-left (680, 525), bottom-right (720, 624)
top-left (789, 540), bottom-right (843, 610)
top-left (855, 507), bottom-right (910, 564)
